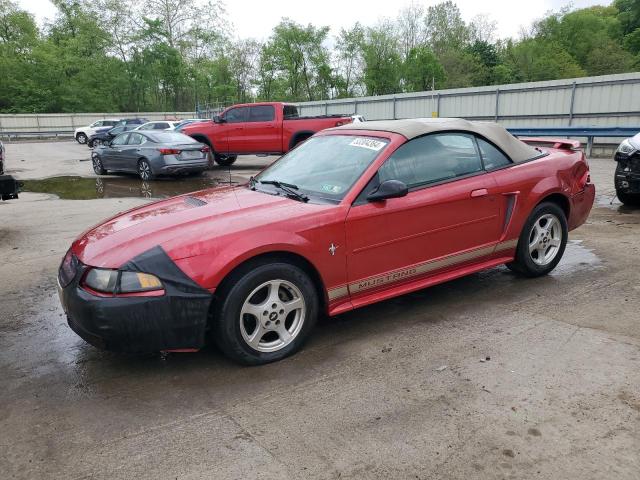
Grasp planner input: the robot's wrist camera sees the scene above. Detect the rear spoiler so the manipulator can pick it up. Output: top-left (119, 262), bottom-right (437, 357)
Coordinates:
top-left (518, 137), bottom-right (582, 151)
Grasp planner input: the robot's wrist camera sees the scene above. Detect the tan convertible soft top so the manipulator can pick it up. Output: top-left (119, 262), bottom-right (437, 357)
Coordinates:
top-left (330, 117), bottom-right (540, 163)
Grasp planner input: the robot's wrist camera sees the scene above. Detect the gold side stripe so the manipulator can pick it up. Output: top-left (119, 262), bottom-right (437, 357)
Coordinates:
top-left (327, 238), bottom-right (518, 301)
top-left (327, 285), bottom-right (349, 301)
top-left (495, 238), bottom-right (518, 251)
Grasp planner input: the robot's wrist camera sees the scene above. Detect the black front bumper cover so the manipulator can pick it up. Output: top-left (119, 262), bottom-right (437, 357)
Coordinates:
top-left (59, 246), bottom-right (212, 353)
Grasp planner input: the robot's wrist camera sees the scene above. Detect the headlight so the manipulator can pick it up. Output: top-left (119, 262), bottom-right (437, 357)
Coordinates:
top-left (616, 139), bottom-right (637, 156)
top-left (84, 268), bottom-right (119, 293)
top-left (83, 268), bottom-right (163, 294)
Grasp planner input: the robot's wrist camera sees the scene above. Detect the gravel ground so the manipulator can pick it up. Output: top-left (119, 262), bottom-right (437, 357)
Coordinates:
top-left (0, 141), bottom-right (639, 479)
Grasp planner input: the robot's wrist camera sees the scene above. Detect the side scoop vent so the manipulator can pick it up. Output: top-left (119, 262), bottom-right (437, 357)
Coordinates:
top-left (184, 196), bottom-right (207, 207)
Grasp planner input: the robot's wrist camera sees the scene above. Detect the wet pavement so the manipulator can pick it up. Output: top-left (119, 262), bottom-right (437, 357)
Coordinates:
top-left (1, 143), bottom-right (640, 479)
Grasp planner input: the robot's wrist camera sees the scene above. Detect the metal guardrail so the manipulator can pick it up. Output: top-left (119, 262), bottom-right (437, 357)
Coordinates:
top-left (0, 130), bottom-right (73, 140)
top-left (507, 127), bottom-right (638, 156)
top-left (2, 126), bottom-right (637, 157)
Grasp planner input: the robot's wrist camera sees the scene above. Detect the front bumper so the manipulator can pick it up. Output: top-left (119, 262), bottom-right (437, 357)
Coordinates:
top-left (58, 247), bottom-right (212, 353)
top-left (614, 152), bottom-right (640, 194)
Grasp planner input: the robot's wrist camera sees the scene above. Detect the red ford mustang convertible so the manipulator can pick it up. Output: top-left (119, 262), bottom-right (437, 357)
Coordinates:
top-left (58, 119), bottom-right (595, 364)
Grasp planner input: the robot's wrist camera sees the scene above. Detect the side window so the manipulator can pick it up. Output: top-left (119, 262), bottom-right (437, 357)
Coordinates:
top-left (476, 137), bottom-right (512, 170)
top-left (154, 122), bottom-right (169, 130)
top-left (283, 105), bottom-right (299, 118)
top-left (378, 133), bottom-right (483, 188)
top-left (127, 133), bottom-right (144, 145)
top-left (224, 107), bottom-right (248, 123)
top-left (105, 121), bottom-right (117, 126)
top-left (249, 105), bottom-right (275, 122)
top-left (111, 133), bottom-right (129, 146)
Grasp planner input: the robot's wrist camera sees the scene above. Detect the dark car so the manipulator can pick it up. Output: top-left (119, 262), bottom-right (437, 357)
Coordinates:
top-left (91, 130), bottom-right (210, 180)
top-left (614, 133), bottom-right (640, 206)
top-left (88, 118), bottom-right (148, 148)
top-left (0, 140), bottom-right (20, 200)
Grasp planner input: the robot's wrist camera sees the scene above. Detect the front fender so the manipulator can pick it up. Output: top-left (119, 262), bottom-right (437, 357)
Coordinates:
top-left (173, 230), bottom-right (326, 291)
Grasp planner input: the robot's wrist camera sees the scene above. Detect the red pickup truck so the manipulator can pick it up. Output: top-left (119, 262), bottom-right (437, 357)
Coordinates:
top-left (181, 102), bottom-right (353, 166)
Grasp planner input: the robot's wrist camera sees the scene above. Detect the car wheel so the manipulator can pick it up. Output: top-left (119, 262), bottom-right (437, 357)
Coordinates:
top-left (507, 202), bottom-right (568, 277)
top-left (616, 189), bottom-right (640, 207)
top-left (213, 262), bottom-right (319, 365)
top-left (214, 154), bottom-right (237, 166)
top-left (92, 154), bottom-right (107, 175)
top-left (76, 132), bottom-right (87, 144)
top-left (138, 159), bottom-right (153, 181)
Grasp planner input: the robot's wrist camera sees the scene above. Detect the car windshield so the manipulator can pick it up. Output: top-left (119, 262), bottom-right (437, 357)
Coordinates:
top-left (146, 131), bottom-right (198, 143)
top-left (254, 135), bottom-right (389, 203)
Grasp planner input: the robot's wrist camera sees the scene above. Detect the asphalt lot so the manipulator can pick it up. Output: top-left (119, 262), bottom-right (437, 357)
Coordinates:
top-left (1, 141), bottom-right (639, 479)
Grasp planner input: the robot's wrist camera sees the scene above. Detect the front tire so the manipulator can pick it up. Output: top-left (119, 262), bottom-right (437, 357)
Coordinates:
top-left (214, 154), bottom-right (237, 166)
top-left (138, 159), bottom-right (154, 181)
top-left (92, 154), bottom-right (107, 175)
top-left (76, 132), bottom-right (88, 144)
top-left (508, 202), bottom-right (568, 277)
top-left (213, 262), bottom-right (319, 365)
top-left (616, 189), bottom-right (640, 207)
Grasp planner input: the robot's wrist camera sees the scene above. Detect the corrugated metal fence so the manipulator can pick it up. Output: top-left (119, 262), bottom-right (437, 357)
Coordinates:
top-left (296, 72), bottom-right (640, 129)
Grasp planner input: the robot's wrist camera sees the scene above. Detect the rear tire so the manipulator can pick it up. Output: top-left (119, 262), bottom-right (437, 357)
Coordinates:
top-left (138, 159), bottom-right (154, 181)
top-left (212, 262), bottom-right (319, 365)
top-left (76, 132), bottom-right (88, 144)
top-left (214, 154), bottom-right (237, 166)
top-left (508, 202), bottom-right (568, 277)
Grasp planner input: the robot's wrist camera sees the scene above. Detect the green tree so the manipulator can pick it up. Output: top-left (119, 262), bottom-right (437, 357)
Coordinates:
top-left (334, 23), bottom-right (364, 97)
top-left (503, 39), bottom-right (585, 82)
top-left (361, 22), bottom-right (402, 95)
top-left (424, 1), bottom-right (469, 55)
top-left (402, 46), bottom-right (446, 91)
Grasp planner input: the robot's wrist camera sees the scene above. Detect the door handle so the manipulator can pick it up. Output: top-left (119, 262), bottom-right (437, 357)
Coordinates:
top-left (471, 188), bottom-right (488, 198)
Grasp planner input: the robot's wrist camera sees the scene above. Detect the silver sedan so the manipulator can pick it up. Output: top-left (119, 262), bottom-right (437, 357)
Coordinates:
top-left (91, 131), bottom-right (210, 180)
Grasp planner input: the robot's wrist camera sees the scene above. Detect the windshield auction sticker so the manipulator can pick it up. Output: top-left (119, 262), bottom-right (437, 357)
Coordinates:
top-left (349, 138), bottom-right (386, 151)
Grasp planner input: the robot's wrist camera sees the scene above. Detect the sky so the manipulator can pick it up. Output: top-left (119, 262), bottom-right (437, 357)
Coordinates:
top-left (17, 0), bottom-right (607, 41)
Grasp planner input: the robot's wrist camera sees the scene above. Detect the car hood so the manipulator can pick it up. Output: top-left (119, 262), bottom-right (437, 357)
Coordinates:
top-left (72, 186), bottom-right (334, 268)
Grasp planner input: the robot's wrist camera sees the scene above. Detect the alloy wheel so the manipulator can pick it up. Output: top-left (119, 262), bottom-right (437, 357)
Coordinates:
top-left (528, 213), bottom-right (562, 266)
top-left (239, 279), bottom-right (306, 353)
top-left (92, 156), bottom-right (103, 174)
top-left (139, 161), bottom-right (151, 181)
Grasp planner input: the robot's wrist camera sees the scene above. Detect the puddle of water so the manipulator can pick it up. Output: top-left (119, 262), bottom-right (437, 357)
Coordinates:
top-left (22, 175), bottom-right (237, 200)
top-left (550, 239), bottom-right (602, 277)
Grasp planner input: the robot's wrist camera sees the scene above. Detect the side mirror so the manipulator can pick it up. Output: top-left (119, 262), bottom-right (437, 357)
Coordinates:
top-left (213, 115), bottom-right (225, 124)
top-left (367, 179), bottom-right (409, 202)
